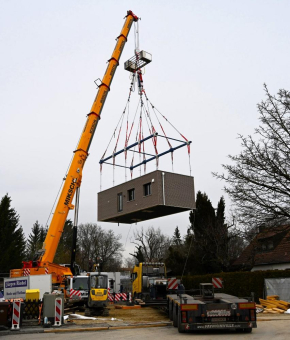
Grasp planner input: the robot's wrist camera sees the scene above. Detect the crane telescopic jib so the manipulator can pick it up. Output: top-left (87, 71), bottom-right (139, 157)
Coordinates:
top-left (10, 10), bottom-right (138, 286)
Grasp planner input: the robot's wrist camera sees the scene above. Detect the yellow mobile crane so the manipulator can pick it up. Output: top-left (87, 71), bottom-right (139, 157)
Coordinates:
top-left (10, 10), bottom-right (139, 287)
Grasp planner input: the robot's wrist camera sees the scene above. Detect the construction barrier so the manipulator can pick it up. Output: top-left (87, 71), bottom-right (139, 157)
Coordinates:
top-left (23, 299), bottom-right (41, 319)
top-left (70, 289), bottom-right (81, 299)
top-left (108, 291), bottom-right (131, 303)
top-left (212, 277), bottom-right (223, 289)
top-left (54, 298), bottom-right (62, 326)
top-left (167, 278), bottom-right (179, 290)
top-left (11, 301), bottom-right (21, 330)
top-left (3, 299), bottom-right (42, 324)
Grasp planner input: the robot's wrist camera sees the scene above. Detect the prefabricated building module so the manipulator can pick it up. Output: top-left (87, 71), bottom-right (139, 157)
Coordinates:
top-left (98, 170), bottom-right (195, 224)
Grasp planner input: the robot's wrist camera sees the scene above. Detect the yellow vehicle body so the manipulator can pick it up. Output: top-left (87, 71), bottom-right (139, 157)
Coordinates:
top-left (132, 262), bottom-right (167, 300)
top-left (89, 288), bottom-right (108, 306)
top-left (86, 273), bottom-right (109, 316)
top-left (132, 263), bottom-right (143, 296)
top-left (10, 10), bottom-right (138, 285)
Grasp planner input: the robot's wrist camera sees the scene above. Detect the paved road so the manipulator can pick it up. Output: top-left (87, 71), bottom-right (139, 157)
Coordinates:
top-left (2, 321), bottom-right (290, 340)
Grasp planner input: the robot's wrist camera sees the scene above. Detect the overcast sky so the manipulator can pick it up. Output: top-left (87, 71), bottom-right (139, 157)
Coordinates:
top-left (1, 0), bottom-right (290, 260)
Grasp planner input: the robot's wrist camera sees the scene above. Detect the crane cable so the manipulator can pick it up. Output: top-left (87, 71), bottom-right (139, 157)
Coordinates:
top-left (144, 93), bottom-right (173, 170)
top-left (146, 96), bottom-right (192, 176)
top-left (99, 78), bottom-right (139, 189)
top-left (130, 98), bottom-right (143, 178)
top-left (125, 73), bottom-right (136, 181)
top-left (148, 98), bottom-right (191, 152)
top-left (100, 17), bottom-right (192, 182)
top-left (141, 101), bottom-right (159, 169)
top-left (142, 96), bottom-right (158, 156)
top-left (134, 21), bottom-right (140, 52)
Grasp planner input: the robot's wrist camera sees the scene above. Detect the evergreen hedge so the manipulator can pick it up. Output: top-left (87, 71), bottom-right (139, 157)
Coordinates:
top-left (181, 270), bottom-right (290, 301)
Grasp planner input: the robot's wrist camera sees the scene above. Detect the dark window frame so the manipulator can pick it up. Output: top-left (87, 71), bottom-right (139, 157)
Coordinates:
top-left (143, 182), bottom-right (152, 196)
top-left (127, 188), bottom-right (135, 202)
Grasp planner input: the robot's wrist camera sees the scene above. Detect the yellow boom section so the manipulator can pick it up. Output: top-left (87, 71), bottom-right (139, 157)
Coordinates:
top-left (41, 11), bottom-right (138, 264)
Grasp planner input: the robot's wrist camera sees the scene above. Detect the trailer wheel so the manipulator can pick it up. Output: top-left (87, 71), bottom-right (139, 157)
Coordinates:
top-left (168, 301), bottom-right (172, 320)
top-left (177, 310), bottom-right (185, 333)
top-left (243, 328), bottom-right (252, 333)
top-left (173, 306), bottom-right (178, 327)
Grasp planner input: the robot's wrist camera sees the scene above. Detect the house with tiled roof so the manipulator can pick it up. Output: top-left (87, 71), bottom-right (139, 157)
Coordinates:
top-left (233, 225), bottom-right (290, 271)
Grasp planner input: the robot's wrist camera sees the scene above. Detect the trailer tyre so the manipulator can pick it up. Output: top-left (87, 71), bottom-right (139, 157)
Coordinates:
top-left (243, 328), bottom-right (252, 333)
top-left (177, 310), bottom-right (185, 333)
top-left (168, 302), bottom-right (173, 321)
top-left (173, 306), bottom-right (178, 327)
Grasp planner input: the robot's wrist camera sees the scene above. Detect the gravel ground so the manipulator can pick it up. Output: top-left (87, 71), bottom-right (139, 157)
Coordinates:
top-left (69, 305), bottom-right (169, 326)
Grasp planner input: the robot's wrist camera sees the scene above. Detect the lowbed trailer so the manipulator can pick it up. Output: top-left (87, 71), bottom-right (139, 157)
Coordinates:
top-left (167, 283), bottom-right (257, 333)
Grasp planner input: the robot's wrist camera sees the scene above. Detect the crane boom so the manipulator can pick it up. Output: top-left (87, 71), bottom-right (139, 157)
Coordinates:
top-left (42, 10), bottom-right (138, 263)
top-left (10, 10), bottom-right (138, 283)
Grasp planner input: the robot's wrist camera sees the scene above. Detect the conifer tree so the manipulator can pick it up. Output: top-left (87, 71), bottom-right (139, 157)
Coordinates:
top-left (39, 226), bottom-right (47, 244)
top-left (172, 226), bottom-right (182, 245)
top-left (215, 197), bottom-right (229, 270)
top-left (0, 194), bottom-right (26, 273)
top-left (54, 219), bottom-right (74, 264)
top-left (27, 220), bottom-right (41, 259)
top-left (189, 191), bottom-right (229, 274)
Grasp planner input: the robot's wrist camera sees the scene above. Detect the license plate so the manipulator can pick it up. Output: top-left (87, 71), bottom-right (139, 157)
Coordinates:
top-left (212, 317), bottom-right (226, 322)
top-left (207, 310), bottom-right (231, 317)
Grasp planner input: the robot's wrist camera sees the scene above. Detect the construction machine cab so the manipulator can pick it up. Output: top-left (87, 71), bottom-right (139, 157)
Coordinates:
top-left (86, 273), bottom-right (109, 316)
top-left (90, 274), bottom-right (107, 289)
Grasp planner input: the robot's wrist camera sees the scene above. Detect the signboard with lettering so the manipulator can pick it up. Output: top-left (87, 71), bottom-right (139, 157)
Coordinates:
top-left (4, 277), bottom-right (28, 300)
top-left (4, 275), bottom-right (52, 300)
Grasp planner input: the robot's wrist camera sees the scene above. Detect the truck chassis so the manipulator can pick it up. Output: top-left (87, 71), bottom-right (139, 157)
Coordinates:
top-left (167, 291), bottom-right (257, 333)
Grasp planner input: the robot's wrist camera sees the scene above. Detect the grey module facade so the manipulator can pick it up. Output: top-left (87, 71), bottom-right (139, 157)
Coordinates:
top-left (98, 170), bottom-right (195, 224)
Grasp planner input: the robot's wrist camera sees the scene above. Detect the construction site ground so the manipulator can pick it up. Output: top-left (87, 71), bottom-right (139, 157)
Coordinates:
top-left (1, 306), bottom-right (290, 338)
top-left (72, 304), bottom-right (168, 325)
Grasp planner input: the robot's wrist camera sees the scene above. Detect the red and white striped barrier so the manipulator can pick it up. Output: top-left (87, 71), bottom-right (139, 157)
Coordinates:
top-left (70, 289), bottom-right (81, 299)
top-left (168, 278), bottom-right (179, 290)
top-left (108, 292), bottom-right (128, 302)
top-left (107, 287), bottom-right (132, 303)
top-left (212, 277), bottom-right (223, 289)
top-left (54, 298), bottom-right (62, 326)
top-left (23, 268), bottom-right (30, 276)
top-left (11, 301), bottom-right (21, 330)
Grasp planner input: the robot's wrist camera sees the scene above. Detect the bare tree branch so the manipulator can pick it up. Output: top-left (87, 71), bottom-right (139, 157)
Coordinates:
top-left (213, 85), bottom-right (290, 230)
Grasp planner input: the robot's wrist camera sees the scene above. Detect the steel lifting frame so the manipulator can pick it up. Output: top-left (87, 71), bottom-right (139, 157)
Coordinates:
top-left (99, 133), bottom-right (192, 170)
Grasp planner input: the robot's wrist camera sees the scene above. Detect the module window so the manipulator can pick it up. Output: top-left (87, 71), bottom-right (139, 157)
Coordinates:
top-left (143, 183), bottom-right (151, 196)
top-left (117, 193), bottom-right (123, 212)
top-left (128, 188), bottom-right (135, 201)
